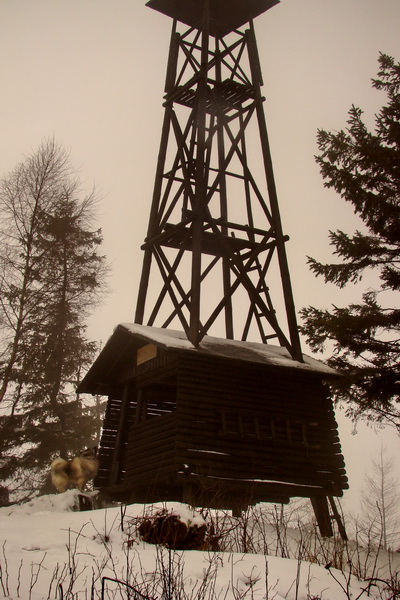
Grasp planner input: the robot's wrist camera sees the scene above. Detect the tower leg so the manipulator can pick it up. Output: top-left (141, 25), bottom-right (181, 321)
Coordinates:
top-left (328, 496), bottom-right (348, 541)
top-left (311, 496), bottom-right (348, 540)
top-left (311, 496), bottom-right (334, 538)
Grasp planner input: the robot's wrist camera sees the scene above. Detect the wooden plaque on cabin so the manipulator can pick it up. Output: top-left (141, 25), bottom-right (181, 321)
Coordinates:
top-left (137, 344), bottom-right (158, 366)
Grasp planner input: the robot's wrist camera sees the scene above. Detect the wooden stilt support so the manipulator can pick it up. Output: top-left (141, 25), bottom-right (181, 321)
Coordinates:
top-left (78, 493), bottom-right (94, 511)
top-left (311, 496), bottom-right (334, 538)
top-left (328, 496), bottom-right (348, 541)
top-left (311, 496), bottom-right (348, 540)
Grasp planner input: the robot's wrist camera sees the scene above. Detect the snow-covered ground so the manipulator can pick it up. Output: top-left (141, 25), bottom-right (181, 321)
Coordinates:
top-left (0, 491), bottom-right (398, 600)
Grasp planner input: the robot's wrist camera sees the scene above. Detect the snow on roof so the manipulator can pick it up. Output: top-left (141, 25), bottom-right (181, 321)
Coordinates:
top-left (119, 323), bottom-right (337, 376)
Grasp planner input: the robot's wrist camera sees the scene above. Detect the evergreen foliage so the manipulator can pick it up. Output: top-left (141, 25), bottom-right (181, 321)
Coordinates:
top-left (0, 139), bottom-right (108, 497)
top-left (300, 53), bottom-right (400, 431)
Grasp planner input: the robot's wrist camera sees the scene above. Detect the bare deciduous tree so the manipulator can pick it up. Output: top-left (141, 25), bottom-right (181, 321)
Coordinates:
top-left (358, 445), bottom-right (400, 551)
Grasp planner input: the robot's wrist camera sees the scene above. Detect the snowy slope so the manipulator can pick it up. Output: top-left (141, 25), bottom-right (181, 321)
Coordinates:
top-left (0, 492), bottom-right (395, 600)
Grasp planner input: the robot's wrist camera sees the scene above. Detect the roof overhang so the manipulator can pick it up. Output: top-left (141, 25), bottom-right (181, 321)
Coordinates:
top-left (78, 324), bottom-right (338, 396)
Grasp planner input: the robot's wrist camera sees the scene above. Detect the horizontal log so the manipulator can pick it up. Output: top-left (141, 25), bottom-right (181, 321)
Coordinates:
top-left (127, 424), bottom-right (176, 446)
top-left (173, 438), bottom-right (346, 469)
top-left (125, 436), bottom-right (175, 458)
top-left (175, 447), bottom-right (346, 480)
top-left (124, 457), bottom-right (177, 481)
top-left (172, 461), bottom-right (346, 490)
top-left (174, 472), bottom-right (344, 500)
top-left (176, 391), bottom-right (335, 422)
top-left (174, 408), bottom-right (339, 439)
top-left (127, 440), bottom-right (176, 458)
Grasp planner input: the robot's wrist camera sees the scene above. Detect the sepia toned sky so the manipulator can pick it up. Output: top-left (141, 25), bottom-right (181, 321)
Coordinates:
top-left (1, 0), bottom-right (399, 511)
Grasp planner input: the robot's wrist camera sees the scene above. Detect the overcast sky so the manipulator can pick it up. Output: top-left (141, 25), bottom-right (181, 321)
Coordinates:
top-left (1, 0), bottom-right (399, 512)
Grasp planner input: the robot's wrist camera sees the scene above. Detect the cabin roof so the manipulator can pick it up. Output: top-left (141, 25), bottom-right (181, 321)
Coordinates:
top-left (78, 323), bottom-right (337, 395)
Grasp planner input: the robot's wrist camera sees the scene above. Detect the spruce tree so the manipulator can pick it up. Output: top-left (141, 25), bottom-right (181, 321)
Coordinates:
top-left (300, 53), bottom-right (400, 431)
top-left (0, 139), bottom-right (108, 497)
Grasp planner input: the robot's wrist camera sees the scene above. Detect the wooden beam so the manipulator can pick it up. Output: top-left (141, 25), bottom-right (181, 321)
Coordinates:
top-left (311, 496), bottom-right (334, 538)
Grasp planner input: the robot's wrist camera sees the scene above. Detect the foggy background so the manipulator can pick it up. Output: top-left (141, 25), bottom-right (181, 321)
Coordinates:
top-left (1, 0), bottom-right (399, 513)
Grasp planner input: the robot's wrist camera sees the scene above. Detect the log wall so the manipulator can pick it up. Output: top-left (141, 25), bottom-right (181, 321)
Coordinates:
top-left (171, 353), bottom-right (347, 495)
top-left (97, 347), bottom-right (347, 504)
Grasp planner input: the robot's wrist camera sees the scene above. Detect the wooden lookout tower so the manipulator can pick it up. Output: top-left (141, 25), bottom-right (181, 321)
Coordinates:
top-left (79, 0), bottom-right (348, 537)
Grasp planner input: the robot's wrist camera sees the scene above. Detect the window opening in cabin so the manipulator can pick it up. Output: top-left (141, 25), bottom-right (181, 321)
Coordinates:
top-left (135, 374), bottom-right (177, 423)
top-left (219, 410), bottom-right (311, 446)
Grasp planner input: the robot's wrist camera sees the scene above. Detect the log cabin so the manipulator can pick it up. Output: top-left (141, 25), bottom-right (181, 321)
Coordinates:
top-left (78, 323), bottom-right (348, 532)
